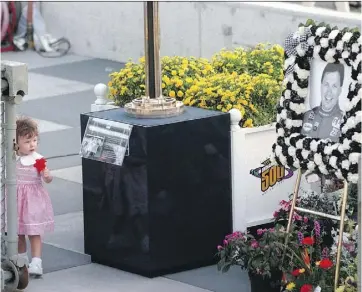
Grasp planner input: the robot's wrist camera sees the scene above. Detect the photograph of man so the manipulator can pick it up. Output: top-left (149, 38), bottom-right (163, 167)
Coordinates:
top-left (301, 63), bottom-right (345, 142)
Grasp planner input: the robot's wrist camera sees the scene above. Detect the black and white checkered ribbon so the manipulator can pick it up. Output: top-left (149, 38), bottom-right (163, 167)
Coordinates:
top-left (284, 27), bottom-right (312, 76)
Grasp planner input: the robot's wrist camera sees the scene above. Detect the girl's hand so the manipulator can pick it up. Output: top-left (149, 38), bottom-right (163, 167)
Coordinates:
top-left (42, 168), bottom-right (53, 183)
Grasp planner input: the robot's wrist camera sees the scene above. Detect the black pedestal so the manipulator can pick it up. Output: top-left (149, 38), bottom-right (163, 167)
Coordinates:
top-left (80, 106), bottom-right (232, 277)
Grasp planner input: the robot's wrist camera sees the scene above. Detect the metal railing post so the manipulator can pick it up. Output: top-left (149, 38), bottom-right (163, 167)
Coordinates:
top-left (1, 60), bottom-right (29, 291)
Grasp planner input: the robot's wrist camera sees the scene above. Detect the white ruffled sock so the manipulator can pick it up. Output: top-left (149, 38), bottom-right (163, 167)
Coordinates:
top-left (18, 252), bottom-right (29, 266)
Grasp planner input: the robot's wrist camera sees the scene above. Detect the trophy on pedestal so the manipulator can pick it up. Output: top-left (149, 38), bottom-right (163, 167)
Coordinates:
top-left (124, 2), bottom-right (184, 118)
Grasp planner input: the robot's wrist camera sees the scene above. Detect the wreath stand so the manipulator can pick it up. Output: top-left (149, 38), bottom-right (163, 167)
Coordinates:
top-left (284, 169), bottom-right (350, 291)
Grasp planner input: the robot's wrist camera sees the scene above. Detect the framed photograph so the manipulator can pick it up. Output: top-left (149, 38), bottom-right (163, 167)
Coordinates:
top-left (301, 59), bottom-right (352, 142)
top-left (272, 23), bottom-right (361, 183)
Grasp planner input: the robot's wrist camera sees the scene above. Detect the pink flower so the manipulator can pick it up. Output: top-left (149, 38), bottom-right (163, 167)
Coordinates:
top-left (273, 211), bottom-right (279, 218)
top-left (293, 213), bottom-right (302, 221)
top-left (279, 200), bottom-right (291, 211)
top-left (251, 240), bottom-right (259, 248)
top-left (217, 245), bottom-right (223, 250)
top-left (303, 217), bottom-right (308, 223)
top-left (223, 240), bottom-right (228, 245)
top-left (225, 231), bottom-right (243, 240)
top-left (322, 247), bottom-right (329, 258)
top-left (314, 220), bottom-right (321, 238)
top-left (343, 243), bottom-right (355, 253)
top-left (257, 229), bottom-right (264, 236)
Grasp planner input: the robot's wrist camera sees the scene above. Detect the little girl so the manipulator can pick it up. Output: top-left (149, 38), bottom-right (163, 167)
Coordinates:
top-left (16, 117), bottom-right (54, 276)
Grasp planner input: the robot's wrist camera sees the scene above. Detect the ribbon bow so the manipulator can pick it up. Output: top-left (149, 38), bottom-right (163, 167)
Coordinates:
top-left (284, 27), bottom-right (312, 76)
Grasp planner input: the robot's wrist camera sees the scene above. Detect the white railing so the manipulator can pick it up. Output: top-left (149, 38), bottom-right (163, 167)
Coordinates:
top-left (0, 101), bottom-right (6, 258)
top-left (90, 83), bottom-right (118, 112)
top-left (91, 84), bottom-right (303, 231)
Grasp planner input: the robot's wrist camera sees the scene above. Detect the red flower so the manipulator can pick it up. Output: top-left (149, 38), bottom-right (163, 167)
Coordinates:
top-left (300, 284), bottom-right (313, 292)
top-left (291, 269), bottom-right (300, 276)
top-left (34, 158), bottom-right (47, 173)
top-left (302, 237), bottom-right (315, 245)
top-left (319, 258), bottom-right (333, 269)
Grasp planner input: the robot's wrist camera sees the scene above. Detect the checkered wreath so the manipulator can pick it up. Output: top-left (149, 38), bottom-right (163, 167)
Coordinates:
top-left (272, 22), bottom-right (361, 183)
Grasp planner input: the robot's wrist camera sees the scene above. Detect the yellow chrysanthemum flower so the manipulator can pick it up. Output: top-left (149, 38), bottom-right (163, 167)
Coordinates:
top-left (186, 77), bottom-right (193, 84)
top-left (243, 118), bottom-right (253, 128)
top-left (176, 80), bottom-right (183, 88)
top-left (286, 282), bottom-right (296, 291)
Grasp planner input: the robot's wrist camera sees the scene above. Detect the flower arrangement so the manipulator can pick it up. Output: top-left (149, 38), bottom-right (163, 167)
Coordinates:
top-left (282, 225), bottom-right (336, 291)
top-left (217, 181), bottom-right (359, 291)
top-left (276, 185), bottom-right (358, 291)
top-left (216, 228), bottom-right (285, 277)
top-left (107, 43), bottom-right (285, 127)
top-left (217, 227), bottom-right (286, 292)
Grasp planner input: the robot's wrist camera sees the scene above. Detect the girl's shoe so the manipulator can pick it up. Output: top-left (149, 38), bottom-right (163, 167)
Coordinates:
top-left (28, 261), bottom-right (43, 276)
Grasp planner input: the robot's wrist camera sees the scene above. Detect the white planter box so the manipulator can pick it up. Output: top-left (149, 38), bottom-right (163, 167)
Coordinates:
top-left (230, 110), bottom-right (309, 231)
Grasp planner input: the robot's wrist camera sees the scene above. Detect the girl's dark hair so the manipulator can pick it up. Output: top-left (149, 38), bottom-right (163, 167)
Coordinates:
top-left (16, 117), bottom-right (39, 141)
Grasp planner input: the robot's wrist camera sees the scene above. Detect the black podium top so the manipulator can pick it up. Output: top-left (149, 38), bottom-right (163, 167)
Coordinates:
top-left (85, 106), bottom-right (228, 127)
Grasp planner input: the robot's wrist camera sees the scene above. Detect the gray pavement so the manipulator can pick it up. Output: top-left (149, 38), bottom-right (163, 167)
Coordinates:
top-left (1, 51), bottom-right (250, 292)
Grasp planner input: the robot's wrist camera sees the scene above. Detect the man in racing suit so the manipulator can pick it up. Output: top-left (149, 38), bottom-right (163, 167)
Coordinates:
top-left (301, 63), bottom-right (345, 192)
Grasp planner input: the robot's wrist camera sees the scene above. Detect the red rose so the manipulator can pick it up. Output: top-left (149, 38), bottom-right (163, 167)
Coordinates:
top-left (319, 258), bottom-right (333, 269)
top-left (34, 158), bottom-right (47, 173)
top-left (302, 237), bottom-right (315, 245)
top-left (300, 284), bottom-right (313, 292)
top-left (291, 269), bottom-right (300, 276)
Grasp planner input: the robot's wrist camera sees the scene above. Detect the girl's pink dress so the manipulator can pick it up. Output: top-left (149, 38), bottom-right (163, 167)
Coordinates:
top-left (17, 152), bottom-right (54, 235)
